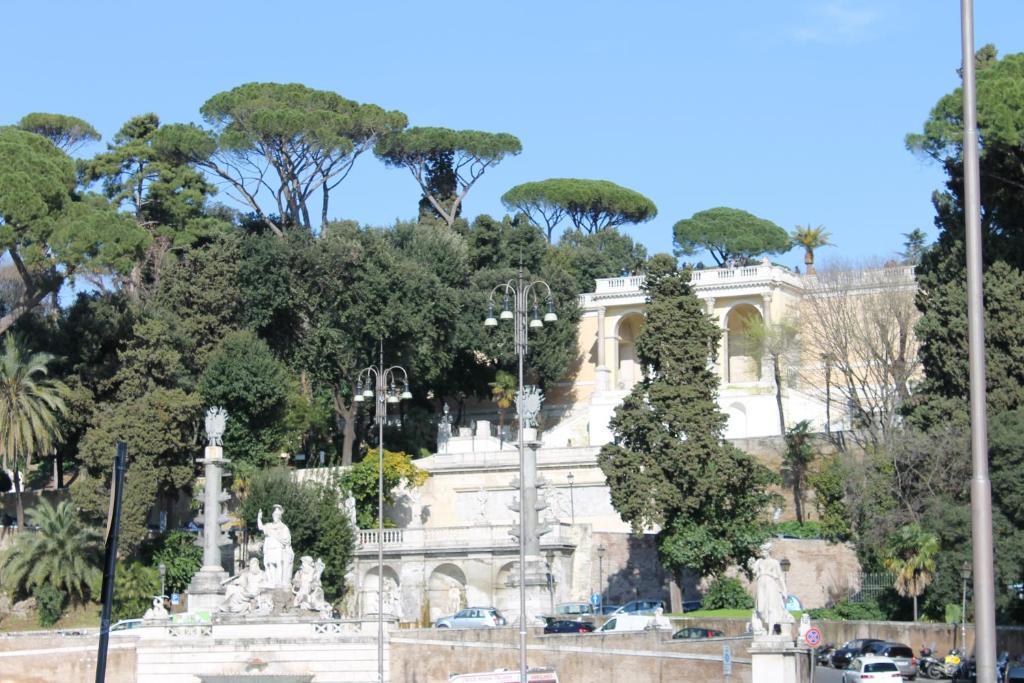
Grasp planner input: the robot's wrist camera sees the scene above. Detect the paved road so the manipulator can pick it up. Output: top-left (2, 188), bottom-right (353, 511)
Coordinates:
top-left (813, 664), bottom-right (847, 683)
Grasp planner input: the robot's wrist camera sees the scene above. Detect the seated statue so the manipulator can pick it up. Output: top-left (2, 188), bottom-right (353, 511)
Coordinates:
top-left (292, 556), bottom-right (332, 616)
top-left (143, 596), bottom-right (169, 620)
top-left (220, 558), bottom-right (273, 615)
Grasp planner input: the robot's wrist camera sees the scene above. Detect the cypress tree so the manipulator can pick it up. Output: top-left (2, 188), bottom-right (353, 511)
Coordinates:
top-left (598, 269), bottom-right (776, 578)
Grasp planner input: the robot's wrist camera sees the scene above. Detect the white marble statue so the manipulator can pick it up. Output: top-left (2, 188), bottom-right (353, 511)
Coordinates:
top-left (258, 504), bottom-right (294, 588)
top-left (476, 487), bottom-right (489, 524)
top-left (382, 576), bottom-right (402, 619)
top-left (220, 558), bottom-right (273, 615)
top-left (447, 581), bottom-right (463, 614)
top-left (749, 542), bottom-right (794, 637)
top-left (341, 569), bottom-right (359, 617)
top-left (343, 496), bottom-right (358, 528)
top-left (292, 556), bottom-right (332, 616)
top-left (144, 596), bottom-right (169, 620)
top-left (204, 406), bottom-right (227, 447)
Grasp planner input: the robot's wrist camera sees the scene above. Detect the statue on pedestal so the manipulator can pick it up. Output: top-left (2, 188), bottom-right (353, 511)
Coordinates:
top-left (258, 504), bottom-right (294, 588)
top-left (292, 556), bottom-right (332, 617)
top-left (340, 569), bottom-right (359, 618)
top-left (749, 542), bottom-right (794, 637)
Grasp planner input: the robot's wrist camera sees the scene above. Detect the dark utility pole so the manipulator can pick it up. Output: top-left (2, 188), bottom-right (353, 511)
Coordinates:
top-left (95, 442), bottom-right (127, 683)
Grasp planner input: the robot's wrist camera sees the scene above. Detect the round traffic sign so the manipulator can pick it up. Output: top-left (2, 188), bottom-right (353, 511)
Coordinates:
top-left (804, 626), bottom-right (822, 647)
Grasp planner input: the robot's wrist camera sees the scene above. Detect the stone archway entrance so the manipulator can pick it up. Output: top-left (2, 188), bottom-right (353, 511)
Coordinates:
top-left (428, 563), bottom-right (467, 623)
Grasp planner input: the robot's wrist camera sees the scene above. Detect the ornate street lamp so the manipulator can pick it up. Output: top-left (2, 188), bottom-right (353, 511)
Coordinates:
top-left (354, 340), bottom-right (412, 683)
top-left (961, 560), bottom-right (972, 652)
top-left (484, 268), bottom-right (557, 683)
top-left (597, 543), bottom-right (607, 615)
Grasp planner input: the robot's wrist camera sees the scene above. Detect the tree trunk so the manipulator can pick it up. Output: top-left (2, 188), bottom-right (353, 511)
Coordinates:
top-left (13, 462), bottom-right (24, 529)
top-left (340, 402), bottom-right (357, 467)
top-left (773, 355), bottom-right (786, 435)
top-left (913, 594), bottom-right (918, 622)
top-left (793, 476), bottom-right (803, 524)
top-left (804, 248), bottom-right (815, 274)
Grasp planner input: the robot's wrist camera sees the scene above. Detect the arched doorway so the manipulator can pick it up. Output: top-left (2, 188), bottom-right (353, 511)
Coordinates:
top-left (725, 304), bottom-right (762, 383)
top-left (615, 314), bottom-right (645, 390)
top-left (428, 563), bottom-right (467, 623)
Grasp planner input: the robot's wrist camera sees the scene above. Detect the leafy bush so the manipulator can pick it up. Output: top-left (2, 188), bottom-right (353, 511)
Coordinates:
top-left (338, 449), bottom-right (428, 528)
top-left (34, 584), bottom-right (66, 627)
top-left (238, 467), bottom-right (356, 601)
top-left (702, 576), bottom-right (754, 610)
top-left (772, 520), bottom-right (824, 539)
top-left (113, 562), bottom-right (160, 622)
top-left (143, 530), bottom-right (202, 595)
top-left (807, 598), bottom-right (886, 621)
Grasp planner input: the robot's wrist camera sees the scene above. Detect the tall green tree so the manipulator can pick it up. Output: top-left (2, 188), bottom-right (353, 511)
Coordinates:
top-left (16, 112), bottom-right (100, 154)
top-left (673, 207), bottom-right (791, 267)
top-left (179, 82), bottom-right (407, 233)
top-left (502, 178), bottom-right (657, 240)
top-left (0, 498), bottom-right (101, 604)
top-left (883, 523), bottom-right (939, 621)
top-left (0, 127), bottom-right (147, 334)
top-left (375, 127), bottom-right (522, 227)
top-left (551, 228), bottom-right (648, 294)
top-left (82, 113), bottom-right (223, 297)
top-left (0, 337), bottom-right (70, 527)
top-left (200, 330), bottom-right (294, 471)
top-left (598, 269), bottom-right (776, 579)
top-left (782, 420), bottom-right (816, 524)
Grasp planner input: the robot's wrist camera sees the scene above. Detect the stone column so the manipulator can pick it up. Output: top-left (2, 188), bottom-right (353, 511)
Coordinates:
top-left (187, 445), bottom-right (231, 613)
top-left (595, 307), bottom-right (610, 393)
top-left (761, 291), bottom-right (773, 325)
top-left (507, 431), bottom-right (552, 624)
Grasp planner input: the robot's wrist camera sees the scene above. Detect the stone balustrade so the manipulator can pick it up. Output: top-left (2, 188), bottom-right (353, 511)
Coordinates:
top-left (356, 523), bottom-right (576, 553)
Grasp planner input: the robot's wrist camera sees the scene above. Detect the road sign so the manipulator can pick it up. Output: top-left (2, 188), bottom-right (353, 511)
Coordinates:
top-left (590, 593), bottom-right (600, 606)
top-left (723, 644), bottom-right (733, 676)
top-left (170, 593), bottom-right (180, 606)
top-left (804, 626), bottom-right (822, 647)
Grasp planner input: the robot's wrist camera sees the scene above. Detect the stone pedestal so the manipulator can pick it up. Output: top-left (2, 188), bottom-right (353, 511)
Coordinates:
top-left (750, 635), bottom-right (803, 683)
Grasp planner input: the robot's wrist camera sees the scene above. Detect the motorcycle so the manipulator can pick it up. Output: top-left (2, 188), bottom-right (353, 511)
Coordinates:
top-left (942, 649), bottom-right (964, 678)
top-left (816, 643), bottom-right (835, 667)
top-left (918, 647), bottom-right (947, 680)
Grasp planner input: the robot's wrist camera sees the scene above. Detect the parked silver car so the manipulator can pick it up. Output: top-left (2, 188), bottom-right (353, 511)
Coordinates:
top-left (435, 607), bottom-right (507, 629)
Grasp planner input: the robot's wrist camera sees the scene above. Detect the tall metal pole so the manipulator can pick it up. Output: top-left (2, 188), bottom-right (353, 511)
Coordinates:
top-left (515, 268), bottom-right (528, 683)
top-left (377, 341), bottom-right (386, 683)
top-left (959, 2), bottom-right (997, 680)
top-left (96, 442), bottom-right (127, 683)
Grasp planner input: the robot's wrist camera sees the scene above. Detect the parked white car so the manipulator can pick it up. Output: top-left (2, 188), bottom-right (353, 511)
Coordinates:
top-left (842, 656), bottom-right (903, 682)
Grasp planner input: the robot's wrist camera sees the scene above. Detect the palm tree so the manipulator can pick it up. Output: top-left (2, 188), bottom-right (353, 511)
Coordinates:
top-left (0, 498), bottom-right (102, 604)
top-left (883, 523), bottom-right (939, 621)
top-left (0, 336), bottom-right (70, 527)
top-left (792, 225), bottom-right (832, 275)
top-left (489, 370), bottom-right (517, 437)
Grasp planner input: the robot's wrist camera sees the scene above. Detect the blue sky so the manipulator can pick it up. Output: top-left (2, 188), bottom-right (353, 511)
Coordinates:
top-left (4, 1), bottom-right (1023, 270)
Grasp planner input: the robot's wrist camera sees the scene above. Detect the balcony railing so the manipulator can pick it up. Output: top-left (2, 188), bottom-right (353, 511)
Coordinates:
top-left (356, 523), bottom-right (576, 552)
top-left (580, 265), bottom-right (805, 305)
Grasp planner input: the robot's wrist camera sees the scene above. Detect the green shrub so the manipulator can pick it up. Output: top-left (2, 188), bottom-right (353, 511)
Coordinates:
top-left (771, 520), bottom-right (824, 539)
top-left (143, 530), bottom-right (202, 595)
top-left (807, 598), bottom-right (886, 621)
top-left (702, 576), bottom-right (754, 610)
top-left (113, 563), bottom-right (159, 622)
top-left (34, 584), bottom-right (66, 627)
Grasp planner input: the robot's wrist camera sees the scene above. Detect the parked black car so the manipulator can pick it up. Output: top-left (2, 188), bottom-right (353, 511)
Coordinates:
top-left (672, 627), bottom-right (725, 640)
top-left (543, 620), bottom-right (595, 634)
top-left (830, 639), bottom-right (887, 669)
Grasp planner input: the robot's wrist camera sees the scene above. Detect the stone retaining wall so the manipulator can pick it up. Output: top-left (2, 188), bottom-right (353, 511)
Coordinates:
top-left (389, 627), bottom-right (754, 683)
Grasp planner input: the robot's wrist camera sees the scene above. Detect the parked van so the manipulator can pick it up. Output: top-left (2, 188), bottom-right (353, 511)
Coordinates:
top-left (598, 615), bottom-right (653, 633)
